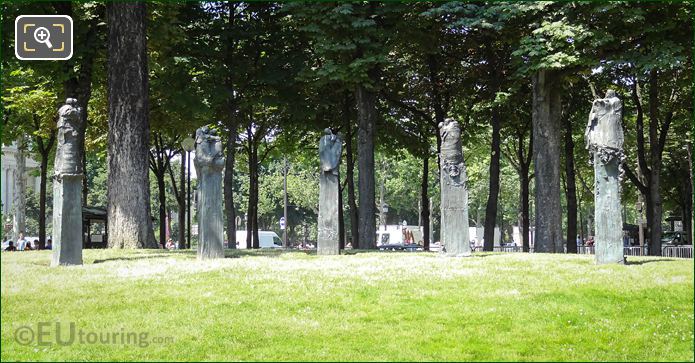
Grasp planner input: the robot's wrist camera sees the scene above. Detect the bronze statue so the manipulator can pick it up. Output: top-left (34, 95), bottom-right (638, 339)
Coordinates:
top-left (439, 118), bottom-right (471, 256)
top-left (586, 90), bottom-right (625, 264)
top-left (318, 128), bottom-right (342, 255)
top-left (52, 98), bottom-right (85, 266)
top-left (194, 126), bottom-right (225, 259)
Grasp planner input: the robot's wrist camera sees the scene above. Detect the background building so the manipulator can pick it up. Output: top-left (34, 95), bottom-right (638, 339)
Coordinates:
top-left (1, 142), bottom-right (40, 217)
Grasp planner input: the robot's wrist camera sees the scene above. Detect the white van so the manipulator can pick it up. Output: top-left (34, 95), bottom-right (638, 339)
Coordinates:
top-left (235, 231), bottom-right (284, 249)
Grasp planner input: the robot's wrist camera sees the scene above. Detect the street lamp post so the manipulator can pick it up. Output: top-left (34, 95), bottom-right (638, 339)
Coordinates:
top-left (381, 202), bottom-right (389, 231)
top-left (181, 136), bottom-right (195, 250)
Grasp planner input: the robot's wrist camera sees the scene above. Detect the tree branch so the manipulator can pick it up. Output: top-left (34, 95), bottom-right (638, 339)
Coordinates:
top-left (623, 163), bottom-right (648, 195)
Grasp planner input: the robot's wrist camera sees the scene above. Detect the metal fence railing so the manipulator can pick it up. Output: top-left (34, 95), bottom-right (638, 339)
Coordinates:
top-left (624, 246), bottom-right (648, 256)
top-left (661, 246), bottom-right (693, 259)
top-left (471, 246), bottom-right (531, 253)
top-left (470, 244), bottom-right (692, 259)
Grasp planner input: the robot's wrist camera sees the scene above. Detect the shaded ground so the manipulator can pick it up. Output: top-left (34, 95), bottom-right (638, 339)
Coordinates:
top-left (1, 249), bottom-right (693, 361)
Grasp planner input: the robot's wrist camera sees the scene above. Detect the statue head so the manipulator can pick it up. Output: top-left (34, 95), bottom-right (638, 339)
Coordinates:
top-left (605, 89), bottom-right (617, 99)
top-left (319, 128), bottom-right (342, 173)
top-left (58, 98), bottom-right (81, 124)
top-left (439, 118), bottom-right (460, 130)
top-left (440, 118), bottom-right (461, 139)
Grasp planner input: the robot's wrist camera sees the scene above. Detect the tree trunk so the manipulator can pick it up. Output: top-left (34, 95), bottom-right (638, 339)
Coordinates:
top-left (224, 127), bottom-right (237, 249)
top-left (687, 142), bottom-right (694, 244)
top-left (246, 135), bottom-right (254, 249)
top-left (38, 151), bottom-right (49, 249)
top-left (34, 130), bottom-right (55, 250)
top-left (532, 69), bottom-right (563, 253)
top-left (520, 167), bottom-right (531, 252)
top-left (420, 155), bottom-right (430, 250)
top-left (648, 167), bottom-right (662, 255)
top-left (178, 152), bottom-right (186, 249)
top-left (355, 84), bottom-right (376, 249)
top-left (12, 138), bottom-right (27, 241)
top-left (106, 2), bottom-right (156, 249)
top-left (483, 108), bottom-right (502, 251)
top-left (564, 111), bottom-right (578, 253)
top-left (345, 114), bottom-right (359, 249)
top-left (251, 142), bottom-right (259, 249)
top-left (156, 172), bottom-right (166, 248)
top-left (246, 130), bottom-right (260, 249)
top-left (338, 179), bottom-right (345, 249)
top-left (224, 2), bottom-right (237, 249)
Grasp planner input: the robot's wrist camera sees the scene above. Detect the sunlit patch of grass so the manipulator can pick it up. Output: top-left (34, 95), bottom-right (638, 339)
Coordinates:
top-left (2, 249), bottom-right (693, 361)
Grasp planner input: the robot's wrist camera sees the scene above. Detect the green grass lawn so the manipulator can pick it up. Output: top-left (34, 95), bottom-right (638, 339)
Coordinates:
top-left (1, 249), bottom-right (693, 361)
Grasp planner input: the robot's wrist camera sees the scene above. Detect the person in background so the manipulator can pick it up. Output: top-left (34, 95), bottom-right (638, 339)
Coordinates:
top-left (34, 239), bottom-right (40, 250)
top-left (24, 240), bottom-right (33, 251)
top-left (576, 234), bottom-right (582, 248)
top-left (4, 241), bottom-right (16, 251)
top-left (16, 233), bottom-right (27, 251)
top-left (623, 231), bottom-right (630, 247)
top-left (166, 238), bottom-right (176, 250)
top-left (45, 239), bottom-right (52, 250)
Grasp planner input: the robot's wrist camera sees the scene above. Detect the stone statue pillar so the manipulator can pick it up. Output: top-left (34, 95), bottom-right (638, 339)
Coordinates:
top-left (318, 128), bottom-right (342, 255)
top-left (439, 118), bottom-right (471, 256)
top-left (586, 90), bottom-right (625, 264)
top-left (194, 126), bottom-right (225, 259)
top-left (52, 98), bottom-right (84, 266)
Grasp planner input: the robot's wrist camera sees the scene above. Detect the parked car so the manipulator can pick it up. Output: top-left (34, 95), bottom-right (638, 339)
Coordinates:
top-left (661, 231), bottom-right (690, 246)
top-left (234, 231), bottom-right (284, 249)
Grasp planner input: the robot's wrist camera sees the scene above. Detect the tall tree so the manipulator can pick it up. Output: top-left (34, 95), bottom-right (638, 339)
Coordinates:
top-left (53, 2), bottom-right (105, 203)
top-left (531, 69), bottom-right (564, 253)
top-left (501, 86), bottom-right (534, 253)
top-left (223, 2), bottom-right (239, 249)
top-left (288, 3), bottom-right (395, 249)
top-left (12, 138), bottom-right (27, 241)
top-left (355, 81), bottom-right (377, 249)
top-left (342, 94), bottom-right (359, 248)
top-left (2, 69), bottom-right (57, 248)
top-left (148, 133), bottom-right (180, 248)
top-left (106, 1), bottom-right (156, 248)
top-left (596, 4), bottom-right (693, 255)
top-left (563, 106), bottom-right (578, 254)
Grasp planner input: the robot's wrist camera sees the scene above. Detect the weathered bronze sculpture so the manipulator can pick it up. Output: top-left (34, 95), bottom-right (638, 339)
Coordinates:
top-left (586, 90), bottom-right (625, 264)
top-left (194, 126), bottom-right (225, 259)
top-left (52, 98), bottom-right (84, 266)
top-left (439, 118), bottom-right (471, 256)
top-left (318, 128), bottom-right (342, 255)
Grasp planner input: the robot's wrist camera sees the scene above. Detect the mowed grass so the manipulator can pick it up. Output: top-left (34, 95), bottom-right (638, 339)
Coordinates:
top-left (1, 249), bottom-right (693, 361)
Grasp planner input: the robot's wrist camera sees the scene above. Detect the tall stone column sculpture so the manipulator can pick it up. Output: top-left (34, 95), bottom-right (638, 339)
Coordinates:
top-left (194, 126), bottom-right (225, 259)
top-left (586, 90), bottom-right (625, 264)
top-left (318, 128), bottom-right (342, 255)
top-left (52, 98), bottom-right (84, 266)
top-left (439, 118), bottom-right (471, 256)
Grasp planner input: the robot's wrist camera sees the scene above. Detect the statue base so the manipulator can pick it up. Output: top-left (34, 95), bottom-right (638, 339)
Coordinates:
top-left (51, 174), bottom-right (83, 266)
top-left (317, 172), bottom-right (340, 255)
top-left (440, 168), bottom-right (471, 257)
top-left (197, 171), bottom-right (224, 260)
top-left (594, 153), bottom-right (624, 264)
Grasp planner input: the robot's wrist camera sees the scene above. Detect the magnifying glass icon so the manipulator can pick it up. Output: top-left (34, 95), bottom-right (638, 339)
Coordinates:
top-left (33, 27), bottom-right (53, 48)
